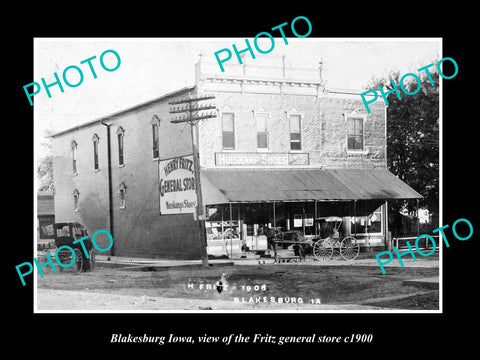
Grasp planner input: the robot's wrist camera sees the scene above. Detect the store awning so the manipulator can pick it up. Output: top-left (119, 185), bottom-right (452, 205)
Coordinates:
top-left (200, 168), bottom-right (422, 205)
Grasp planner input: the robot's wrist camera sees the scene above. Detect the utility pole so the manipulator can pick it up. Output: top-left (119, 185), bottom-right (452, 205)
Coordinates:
top-left (101, 120), bottom-right (115, 256)
top-left (169, 92), bottom-right (216, 267)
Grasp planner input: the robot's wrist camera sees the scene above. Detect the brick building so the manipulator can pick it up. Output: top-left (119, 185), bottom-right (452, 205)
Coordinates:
top-left (50, 55), bottom-right (420, 259)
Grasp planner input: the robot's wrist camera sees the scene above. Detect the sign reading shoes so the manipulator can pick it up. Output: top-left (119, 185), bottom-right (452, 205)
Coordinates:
top-left (215, 152), bottom-right (309, 166)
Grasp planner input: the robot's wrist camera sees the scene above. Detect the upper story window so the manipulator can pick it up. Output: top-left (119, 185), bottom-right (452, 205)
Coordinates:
top-left (71, 140), bottom-right (78, 175)
top-left (347, 116), bottom-right (364, 151)
top-left (222, 112), bottom-right (235, 150)
top-left (256, 113), bottom-right (269, 150)
top-left (116, 126), bottom-right (125, 166)
top-left (92, 134), bottom-right (99, 170)
top-left (289, 114), bottom-right (302, 150)
top-left (152, 122), bottom-right (159, 159)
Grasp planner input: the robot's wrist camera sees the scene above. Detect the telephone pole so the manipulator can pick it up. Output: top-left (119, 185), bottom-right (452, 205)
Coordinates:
top-left (169, 92), bottom-right (216, 267)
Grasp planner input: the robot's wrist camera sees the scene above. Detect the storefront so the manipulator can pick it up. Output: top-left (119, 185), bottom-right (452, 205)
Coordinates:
top-left (200, 168), bottom-right (421, 258)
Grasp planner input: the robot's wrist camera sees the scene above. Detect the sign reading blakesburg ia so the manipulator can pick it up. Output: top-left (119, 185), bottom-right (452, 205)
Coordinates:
top-left (376, 217), bottom-right (473, 274)
top-left (360, 57), bottom-right (458, 114)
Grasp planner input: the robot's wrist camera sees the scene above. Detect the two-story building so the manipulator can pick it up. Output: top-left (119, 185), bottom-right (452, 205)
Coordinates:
top-left (50, 55), bottom-right (421, 260)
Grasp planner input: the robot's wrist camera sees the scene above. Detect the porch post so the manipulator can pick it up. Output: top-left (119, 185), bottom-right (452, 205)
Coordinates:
top-left (302, 205), bottom-right (306, 237)
top-left (229, 202), bottom-right (233, 258)
top-left (416, 198), bottom-right (422, 247)
top-left (273, 201), bottom-right (276, 227)
top-left (354, 200), bottom-right (357, 236)
top-left (385, 201), bottom-right (391, 251)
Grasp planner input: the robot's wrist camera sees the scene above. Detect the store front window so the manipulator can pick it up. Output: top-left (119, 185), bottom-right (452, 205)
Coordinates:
top-left (350, 206), bottom-right (383, 235)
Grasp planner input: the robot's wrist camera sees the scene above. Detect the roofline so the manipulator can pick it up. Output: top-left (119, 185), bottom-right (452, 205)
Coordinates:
top-left (49, 86), bottom-right (196, 138)
top-left (326, 88), bottom-right (371, 96)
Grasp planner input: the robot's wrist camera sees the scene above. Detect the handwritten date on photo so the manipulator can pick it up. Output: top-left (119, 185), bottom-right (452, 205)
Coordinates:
top-left (186, 282), bottom-right (322, 304)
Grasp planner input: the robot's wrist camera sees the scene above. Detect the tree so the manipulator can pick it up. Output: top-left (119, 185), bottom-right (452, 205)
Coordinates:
top-left (37, 129), bottom-right (55, 192)
top-left (365, 63), bottom-right (440, 231)
top-left (37, 155), bottom-right (54, 192)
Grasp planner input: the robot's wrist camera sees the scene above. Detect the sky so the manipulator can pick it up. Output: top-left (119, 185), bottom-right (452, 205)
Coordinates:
top-left (33, 38), bottom-right (441, 158)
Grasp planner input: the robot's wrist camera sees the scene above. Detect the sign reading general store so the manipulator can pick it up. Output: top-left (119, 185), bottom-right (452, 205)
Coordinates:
top-left (159, 155), bottom-right (197, 214)
top-left (215, 152), bottom-right (309, 166)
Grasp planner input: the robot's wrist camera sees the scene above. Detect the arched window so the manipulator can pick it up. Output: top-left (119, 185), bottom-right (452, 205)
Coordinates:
top-left (92, 134), bottom-right (99, 170)
top-left (71, 140), bottom-right (78, 175)
top-left (118, 182), bottom-right (127, 209)
top-left (73, 188), bottom-right (80, 212)
top-left (116, 126), bottom-right (125, 166)
top-left (151, 115), bottom-right (161, 159)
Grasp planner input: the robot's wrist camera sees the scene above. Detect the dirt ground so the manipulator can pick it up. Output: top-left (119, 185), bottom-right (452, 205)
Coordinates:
top-left (36, 259), bottom-right (439, 311)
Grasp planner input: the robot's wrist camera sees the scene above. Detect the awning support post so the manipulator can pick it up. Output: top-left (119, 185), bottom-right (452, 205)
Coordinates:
top-left (385, 200), bottom-right (391, 251)
top-left (416, 198), bottom-right (422, 247)
top-left (354, 200), bottom-right (357, 236)
top-left (230, 202), bottom-right (233, 258)
top-left (273, 201), bottom-right (276, 227)
top-left (302, 206), bottom-right (306, 237)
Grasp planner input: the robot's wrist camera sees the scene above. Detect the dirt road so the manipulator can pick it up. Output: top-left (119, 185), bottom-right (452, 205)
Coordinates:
top-left (36, 261), bottom-right (439, 311)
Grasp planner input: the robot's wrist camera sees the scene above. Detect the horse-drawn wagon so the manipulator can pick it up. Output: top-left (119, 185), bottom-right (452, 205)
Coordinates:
top-left (266, 216), bottom-right (360, 262)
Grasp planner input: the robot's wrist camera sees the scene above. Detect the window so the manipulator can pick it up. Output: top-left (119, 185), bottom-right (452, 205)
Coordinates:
top-left (256, 113), bottom-right (269, 150)
top-left (351, 206), bottom-right (383, 235)
top-left (92, 134), bottom-right (99, 170)
top-left (222, 113), bottom-right (235, 150)
top-left (305, 213), bottom-right (314, 226)
top-left (152, 123), bottom-right (159, 159)
top-left (118, 182), bottom-right (127, 209)
top-left (116, 126), bottom-right (125, 166)
top-left (347, 116), bottom-right (364, 151)
top-left (289, 114), bottom-right (302, 150)
top-left (293, 214), bottom-right (303, 228)
top-left (118, 133), bottom-right (124, 165)
top-left (73, 188), bottom-right (80, 212)
top-left (71, 140), bottom-right (77, 175)
top-left (39, 217), bottom-right (55, 239)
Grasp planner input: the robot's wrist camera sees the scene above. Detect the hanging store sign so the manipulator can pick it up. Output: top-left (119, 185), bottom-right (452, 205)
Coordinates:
top-left (215, 152), bottom-right (309, 166)
top-left (159, 155), bottom-right (197, 214)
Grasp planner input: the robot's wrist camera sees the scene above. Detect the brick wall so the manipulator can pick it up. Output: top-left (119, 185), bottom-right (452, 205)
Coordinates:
top-left (198, 91), bottom-right (386, 169)
top-left (52, 89), bottom-right (203, 259)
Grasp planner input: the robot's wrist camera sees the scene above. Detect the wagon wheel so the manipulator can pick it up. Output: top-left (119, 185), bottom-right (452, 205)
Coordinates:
top-left (55, 249), bottom-right (66, 272)
top-left (340, 236), bottom-right (360, 261)
top-left (73, 248), bottom-right (84, 272)
top-left (313, 239), bottom-right (333, 261)
top-left (330, 239), bottom-right (342, 260)
top-left (56, 249), bottom-right (74, 272)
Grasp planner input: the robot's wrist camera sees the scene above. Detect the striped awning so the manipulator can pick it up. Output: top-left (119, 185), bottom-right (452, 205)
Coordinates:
top-left (200, 168), bottom-right (422, 205)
